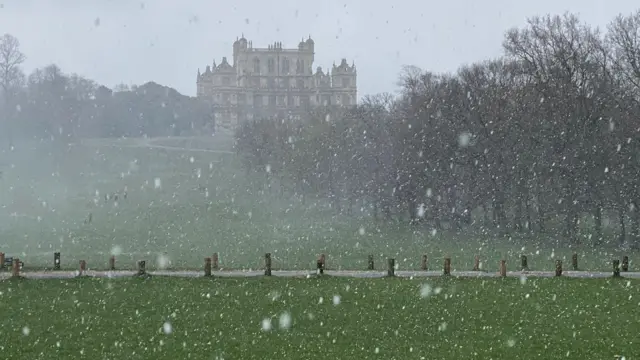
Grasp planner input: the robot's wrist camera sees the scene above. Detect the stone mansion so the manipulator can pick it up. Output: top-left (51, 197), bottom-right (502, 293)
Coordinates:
top-left (196, 36), bottom-right (358, 132)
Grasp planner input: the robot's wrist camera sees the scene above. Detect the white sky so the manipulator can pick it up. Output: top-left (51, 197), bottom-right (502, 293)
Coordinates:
top-left (1, 0), bottom-right (638, 97)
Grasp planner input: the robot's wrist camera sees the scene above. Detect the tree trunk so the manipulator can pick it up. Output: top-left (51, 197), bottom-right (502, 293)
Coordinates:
top-left (514, 196), bottom-right (523, 232)
top-left (593, 204), bottom-right (602, 246)
top-left (537, 201), bottom-right (546, 233)
top-left (328, 164), bottom-right (340, 213)
top-left (525, 195), bottom-right (532, 232)
top-left (373, 197), bottom-right (379, 220)
top-left (408, 196), bottom-right (417, 223)
top-left (564, 205), bottom-right (579, 245)
top-left (619, 207), bottom-right (626, 246)
top-left (382, 198), bottom-right (392, 221)
top-left (564, 177), bottom-right (579, 245)
top-left (348, 195), bottom-right (355, 216)
top-left (483, 203), bottom-right (490, 227)
top-left (493, 192), bottom-right (508, 233)
top-left (631, 201), bottom-right (640, 250)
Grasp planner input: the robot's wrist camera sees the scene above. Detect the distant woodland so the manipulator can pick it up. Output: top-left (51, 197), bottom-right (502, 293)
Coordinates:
top-left (235, 12), bottom-right (640, 248)
top-left (0, 34), bottom-right (212, 143)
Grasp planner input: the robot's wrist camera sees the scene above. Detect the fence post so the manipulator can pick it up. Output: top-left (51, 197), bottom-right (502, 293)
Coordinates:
top-left (212, 253), bottom-right (219, 270)
top-left (11, 258), bottom-right (20, 278)
top-left (78, 260), bottom-right (87, 276)
top-left (473, 255), bottom-right (480, 271)
top-left (367, 255), bottom-right (374, 270)
top-left (54, 252), bottom-right (61, 270)
top-left (421, 254), bottom-right (428, 270)
top-left (499, 260), bottom-right (507, 277)
top-left (443, 257), bottom-right (451, 276)
top-left (0, 252), bottom-right (4, 271)
top-left (387, 258), bottom-right (395, 277)
top-left (264, 253), bottom-right (272, 276)
top-left (109, 256), bottom-right (116, 271)
top-left (316, 254), bottom-right (325, 275)
top-left (555, 260), bottom-right (562, 277)
top-left (572, 253), bottom-right (578, 271)
top-left (137, 260), bottom-right (146, 276)
top-left (613, 259), bottom-right (621, 277)
top-left (622, 256), bottom-right (629, 272)
top-left (204, 257), bottom-right (212, 277)
top-left (520, 255), bottom-right (528, 271)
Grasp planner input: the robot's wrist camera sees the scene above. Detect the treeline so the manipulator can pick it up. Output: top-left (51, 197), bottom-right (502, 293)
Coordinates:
top-left (0, 34), bottom-right (212, 143)
top-left (235, 12), bottom-right (640, 248)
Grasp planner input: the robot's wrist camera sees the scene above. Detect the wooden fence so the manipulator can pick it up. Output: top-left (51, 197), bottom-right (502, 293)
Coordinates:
top-left (0, 251), bottom-right (633, 279)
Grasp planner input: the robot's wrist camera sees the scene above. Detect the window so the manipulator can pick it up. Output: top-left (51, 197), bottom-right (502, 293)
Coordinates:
top-left (267, 58), bottom-right (275, 73)
top-left (269, 95), bottom-right (276, 107)
top-left (301, 96), bottom-right (310, 108)
top-left (253, 58), bottom-right (260, 73)
top-left (277, 96), bottom-right (285, 106)
top-left (252, 77), bottom-right (260, 87)
top-left (222, 77), bottom-right (230, 86)
top-left (268, 78), bottom-right (275, 89)
top-left (222, 93), bottom-right (230, 103)
top-left (342, 94), bottom-right (350, 106)
top-left (282, 57), bottom-right (290, 74)
top-left (342, 78), bottom-right (350, 87)
top-left (296, 79), bottom-right (304, 89)
top-left (287, 95), bottom-right (294, 107)
top-left (238, 94), bottom-right (246, 104)
top-left (297, 59), bottom-right (304, 74)
top-left (253, 95), bottom-right (262, 107)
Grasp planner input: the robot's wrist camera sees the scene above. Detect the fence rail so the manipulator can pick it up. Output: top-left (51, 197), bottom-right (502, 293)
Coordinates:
top-left (0, 251), bottom-right (638, 280)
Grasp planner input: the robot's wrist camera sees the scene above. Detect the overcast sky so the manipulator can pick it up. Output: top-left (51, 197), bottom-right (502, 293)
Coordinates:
top-left (1, 0), bottom-right (638, 97)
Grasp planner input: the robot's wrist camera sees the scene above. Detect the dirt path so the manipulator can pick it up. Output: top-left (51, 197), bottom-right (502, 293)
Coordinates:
top-left (2, 269), bottom-right (639, 280)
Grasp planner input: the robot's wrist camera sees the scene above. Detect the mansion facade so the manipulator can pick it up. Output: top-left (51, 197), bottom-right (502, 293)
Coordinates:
top-left (196, 36), bottom-right (357, 131)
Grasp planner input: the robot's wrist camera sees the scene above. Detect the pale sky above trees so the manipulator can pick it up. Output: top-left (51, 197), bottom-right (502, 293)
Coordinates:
top-left (0, 0), bottom-right (638, 96)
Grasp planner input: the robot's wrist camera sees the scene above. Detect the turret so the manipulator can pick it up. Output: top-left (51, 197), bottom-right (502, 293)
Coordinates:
top-left (233, 34), bottom-right (248, 64)
top-left (331, 59), bottom-right (357, 105)
top-left (298, 36), bottom-right (315, 53)
top-left (306, 36), bottom-right (314, 52)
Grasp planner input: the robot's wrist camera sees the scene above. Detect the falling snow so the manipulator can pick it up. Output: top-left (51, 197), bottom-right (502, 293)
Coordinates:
top-left (162, 322), bottom-right (172, 334)
top-left (261, 318), bottom-right (272, 331)
top-left (332, 295), bottom-right (341, 305)
top-left (0, 8), bottom-right (638, 360)
top-left (278, 312), bottom-right (292, 329)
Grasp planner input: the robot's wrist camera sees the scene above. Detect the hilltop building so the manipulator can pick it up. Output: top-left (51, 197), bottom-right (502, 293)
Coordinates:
top-left (196, 36), bottom-right (357, 132)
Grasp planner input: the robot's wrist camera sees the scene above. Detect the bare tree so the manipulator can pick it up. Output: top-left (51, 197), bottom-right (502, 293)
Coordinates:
top-left (0, 33), bottom-right (26, 145)
top-left (231, 11), bottom-right (640, 249)
top-left (607, 10), bottom-right (640, 95)
top-left (606, 11), bottom-right (640, 248)
top-left (0, 34), bottom-right (25, 93)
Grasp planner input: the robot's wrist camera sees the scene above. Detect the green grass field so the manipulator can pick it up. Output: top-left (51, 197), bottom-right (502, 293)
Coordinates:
top-left (0, 136), bottom-right (637, 273)
top-left (0, 276), bottom-right (638, 359)
top-left (1, 136), bottom-right (639, 359)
